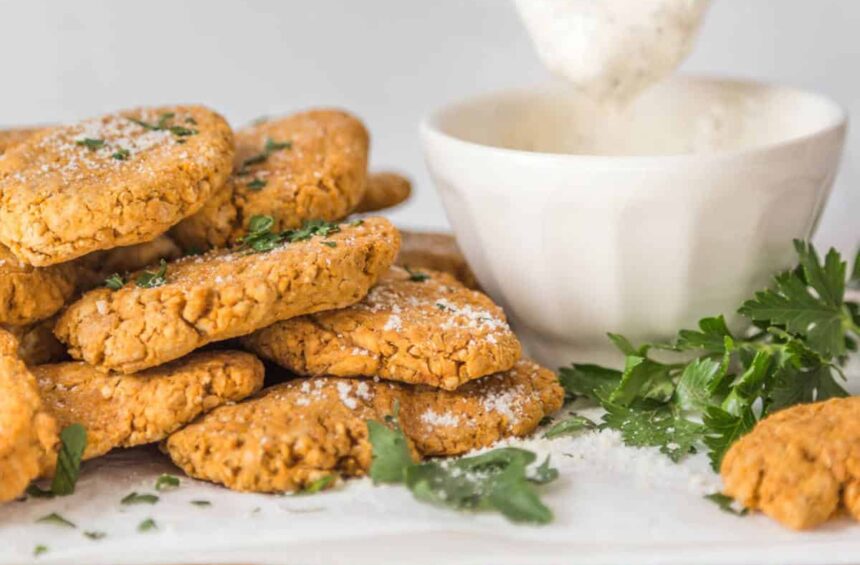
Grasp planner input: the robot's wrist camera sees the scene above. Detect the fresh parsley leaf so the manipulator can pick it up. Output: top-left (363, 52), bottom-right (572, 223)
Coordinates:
top-left (674, 357), bottom-right (725, 412)
top-left (168, 125), bottom-right (197, 137)
top-left (76, 138), bottom-right (105, 150)
top-left (84, 531), bottom-right (106, 540)
top-left (851, 248), bottom-right (860, 289)
top-left (247, 178), bottom-right (267, 191)
top-left (104, 273), bottom-right (125, 290)
top-left (608, 356), bottom-right (675, 406)
top-left (558, 364), bottom-right (621, 401)
top-left (135, 259), bottom-right (168, 288)
top-left (34, 545), bottom-right (48, 557)
top-left (51, 424), bottom-right (87, 496)
top-left (703, 406), bottom-right (757, 470)
top-left (190, 499), bottom-right (211, 507)
top-left (284, 219), bottom-right (341, 243)
top-left (404, 266), bottom-right (429, 282)
top-left (675, 316), bottom-right (734, 353)
top-left (601, 400), bottom-right (703, 462)
top-left (121, 492), bottom-right (159, 505)
top-left (301, 475), bottom-right (335, 494)
top-left (137, 518), bottom-right (157, 532)
top-left (704, 492), bottom-right (748, 516)
top-left (112, 148), bottom-right (130, 161)
top-left (239, 215), bottom-right (284, 253)
top-left (154, 474), bottom-right (180, 491)
top-left (37, 513), bottom-right (76, 528)
top-left (367, 406), bottom-right (413, 484)
top-left (543, 414), bottom-right (597, 439)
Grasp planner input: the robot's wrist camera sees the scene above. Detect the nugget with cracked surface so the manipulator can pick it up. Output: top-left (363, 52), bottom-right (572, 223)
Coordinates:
top-left (0, 244), bottom-right (78, 325)
top-left (165, 358), bottom-right (563, 493)
top-left (397, 230), bottom-right (479, 290)
top-left (2, 317), bottom-right (66, 366)
top-left (0, 106), bottom-right (234, 266)
top-left (243, 266), bottom-right (520, 390)
top-left (172, 109), bottom-right (368, 251)
top-left (55, 217), bottom-right (399, 374)
top-left (721, 397), bottom-right (860, 530)
top-left (354, 171), bottom-right (412, 213)
top-left (0, 330), bottom-right (58, 502)
top-left (35, 350), bottom-right (264, 460)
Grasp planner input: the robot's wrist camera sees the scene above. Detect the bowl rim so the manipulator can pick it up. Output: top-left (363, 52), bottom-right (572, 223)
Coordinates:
top-left (420, 74), bottom-right (849, 164)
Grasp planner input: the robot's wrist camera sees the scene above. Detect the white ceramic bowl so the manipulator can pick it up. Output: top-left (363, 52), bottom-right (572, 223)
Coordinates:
top-left (421, 76), bottom-right (847, 368)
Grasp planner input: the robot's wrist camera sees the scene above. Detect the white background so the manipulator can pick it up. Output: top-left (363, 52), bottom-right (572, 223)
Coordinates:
top-left (0, 0), bottom-right (856, 253)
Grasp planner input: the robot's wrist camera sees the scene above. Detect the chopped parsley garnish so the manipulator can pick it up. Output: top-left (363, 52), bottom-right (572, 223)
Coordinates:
top-left (238, 138), bottom-right (292, 173)
top-left (300, 475), bottom-right (335, 494)
top-left (154, 474), bottom-right (180, 491)
top-left (135, 259), bottom-right (168, 288)
top-left (112, 148), bottom-right (130, 161)
top-left (705, 493), bottom-right (748, 516)
top-left (33, 545), bottom-right (48, 557)
top-left (84, 531), bottom-right (107, 540)
top-left (246, 178), bottom-right (267, 191)
top-left (36, 513), bottom-right (76, 528)
top-left (128, 112), bottom-right (198, 139)
top-left (404, 266), bottom-right (429, 282)
top-left (137, 518), bottom-right (157, 532)
top-left (190, 499), bottom-right (211, 507)
top-left (285, 219), bottom-right (340, 242)
top-left (26, 484), bottom-right (54, 498)
top-left (51, 424), bottom-right (87, 496)
top-left (543, 414), bottom-right (597, 439)
top-left (561, 241), bottom-right (858, 470)
top-left (238, 217), bottom-right (343, 254)
top-left (76, 138), bottom-right (105, 150)
top-left (367, 405), bottom-right (557, 524)
top-left (121, 492), bottom-right (159, 505)
top-left (104, 273), bottom-right (125, 290)
top-left (321, 241), bottom-right (337, 248)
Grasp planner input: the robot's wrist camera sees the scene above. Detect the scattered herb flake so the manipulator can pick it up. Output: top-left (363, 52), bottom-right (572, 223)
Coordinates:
top-left (135, 259), bottom-right (168, 288)
top-left (104, 273), bottom-right (125, 290)
top-left (246, 178), bottom-right (267, 191)
top-left (543, 414), bottom-right (597, 439)
top-left (284, 219), bottom-right (340, 243)
top-left (33, 545), bottom-right (48, 557)
top-left (76, 138), bottom-right (105, 150)
top-left (300, 475), bottom-right (335, 494)
top-left (137, 518), bottom-right (157, 532)
top-left (240, 137), bottom-right (292, 172)
top-left (84, 531), bottom-right (107, 540)
top-left (705, 493), bottom-right (748, 516)
top-left (404, 266), bottom-right (429, 282)
top-left (112, 148), bottom-right (130, 161)
top-left (190, 500), bottom-right (211, 507)
top-left (51, 424), bottom-right (87, 496)
top-left (36, 513), bottom-right (76, 528)
top-left (154, 474), bottom-right (180, 491)
top-left (321, 241), bottom-right (337, 248)
top-left (121, 492), bottom-right (159, 505)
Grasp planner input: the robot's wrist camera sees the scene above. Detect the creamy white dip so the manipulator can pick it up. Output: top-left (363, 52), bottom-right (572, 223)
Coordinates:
top-left (515, 0), bottom-right (711, 105)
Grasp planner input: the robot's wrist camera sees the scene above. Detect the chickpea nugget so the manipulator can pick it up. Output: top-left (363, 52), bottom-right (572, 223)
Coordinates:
top-left (0, 106), bottom-right (234, 266)
top-left (55, 217), bottom-right (399, 374)
top-left (35, 350), bottom-right (264, 460)
top-left (721, 397), bottom-right (860, 530)
top-left (164, 358), bottom-right (563, 493)
top-left (242, 266), bottom-right (521, 390)
top-left (172, 109), bottom-right (369, 251)
top-left (397, 230), bottom-right (480, 290)
top-left (0, 245), bottom-right (78, 325)
top-left (354, 171), bottom-right (412, 213)
top-left (0, 330), bottom-right (58, 503)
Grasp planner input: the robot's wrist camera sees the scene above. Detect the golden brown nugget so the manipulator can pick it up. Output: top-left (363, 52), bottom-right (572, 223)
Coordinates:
top-left (95, 235), bottom-right (183, 276)
top-left (354, 171), bottom-right (412, 213)
top-left (0, 106), bottom-right (234, 266)
top-left (164, 358), bottom-right (563, 493)
top-left (397, 230), bottom-right (480, 290)
top-left (721, 397), bottom-right (860, 530)
top-left (55, 217), bottom-right (399, 374)
top-left (172, 109), bottom-right (369, 251)
top-left (35, 350), bottom-right (264, 460)
top-left (0, 330), bottom-right (58, 502)
top-left (0, 244), bottom-right (78, 325)
top-left (2, 317), bottom-right (66, 366)
top-left (0, 127), bottom-right (42, 155)
top-left (242, 266), bottom-right (520, 390)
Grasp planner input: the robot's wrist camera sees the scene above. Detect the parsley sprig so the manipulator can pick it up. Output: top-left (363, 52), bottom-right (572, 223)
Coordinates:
top-left (135, 259), bottom-right (168, 288)
top-left (560, 241), bottom-right (858, 469)
top-left (367, 406), bottom-right (558, 524)
top-left (237, 215), bottom-right (342, 254)
top-left (27, 424), bottom-right (88, 499)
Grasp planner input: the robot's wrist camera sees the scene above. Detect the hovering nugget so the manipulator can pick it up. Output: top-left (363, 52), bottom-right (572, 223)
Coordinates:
top-left (721, 397), bottom-right (860, 530)
top-left (0, 330), bottom-right (57, 503)
top-left (165, 358), bottom-right (563, 493)
top-left (172, 109), bottom-right (369, 251)
top-left (243, 266), bottom-right (520, 390)
top-left (55, 217), bottom-right (399, 373)
top-left (0, 245), bottom-right (78, 326)
top-left (0, 106), bottom-right (234, 266)
top-left (35, 351), bottom-right (264, 460)
top-left (354, 171), bottom-right (412, 213)
top-left (396, 230), bottom-right (480, 290)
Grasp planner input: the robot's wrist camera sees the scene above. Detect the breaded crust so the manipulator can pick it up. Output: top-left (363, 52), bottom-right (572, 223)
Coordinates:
top-left (0, 245), bottom-right (78, 325)
top-left (172, 109), bottom-right (369, 251)
top-left (2, 317), bottom-right (67, 366)
top-left (0, 127), bottom-right (42, 155)
top-left (0, 330), bottom-right (58, 502)
top-left (397, 230), bottom-right (480, 290)
top-left (35, 350), bottom-right (264, 460)
top-left (164, 358), bottom-right (563, 493)
top-left (242, 266), bottom-right (520, 390)
top-left (0, 106), bottom-right (234, 266)
top-left (55, 217), bottom-right (400, 374)
top-left (721, 397), bottom-right (860, 530)
top-left (354, 171), bottom-right (412, 213)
